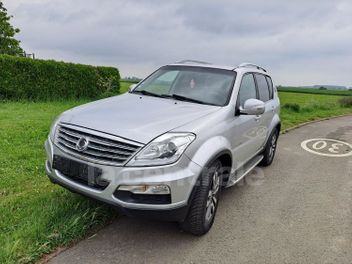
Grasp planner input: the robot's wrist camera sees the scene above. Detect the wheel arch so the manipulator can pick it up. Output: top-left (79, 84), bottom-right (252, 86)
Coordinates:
top-left (183, 149), bottom-right (232, 223)
top-left (185, 136), bottom-right (233, 169)
top-left (185, 134), bottom-right (235, 186)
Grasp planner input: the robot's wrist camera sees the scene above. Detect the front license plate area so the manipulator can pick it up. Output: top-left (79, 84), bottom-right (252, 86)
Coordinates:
top-left (52, 155), bottom-right (108, 190)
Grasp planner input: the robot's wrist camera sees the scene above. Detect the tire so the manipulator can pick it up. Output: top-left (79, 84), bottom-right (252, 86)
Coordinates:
top-left (259, 128), bottom-right (279, 167)
top-left (180, 160), bottom-right (223, 236)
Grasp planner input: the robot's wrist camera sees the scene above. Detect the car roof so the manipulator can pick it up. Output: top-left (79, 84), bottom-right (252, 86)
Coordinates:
top-left (167, 60), bottom-right (269, 75)
top-left (168, 61), bottom-right (235, 71)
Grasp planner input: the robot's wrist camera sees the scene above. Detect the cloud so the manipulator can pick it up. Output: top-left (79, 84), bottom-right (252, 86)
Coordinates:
top-left (3, 0), bottom-right (352, 86)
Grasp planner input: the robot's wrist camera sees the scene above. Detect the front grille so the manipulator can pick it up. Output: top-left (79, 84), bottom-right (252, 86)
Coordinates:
top-left (55, 123), bottom-right (143, 166)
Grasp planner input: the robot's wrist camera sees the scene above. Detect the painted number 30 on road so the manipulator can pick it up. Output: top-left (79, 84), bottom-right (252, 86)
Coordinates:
top-left (301, 138), bottom-right (352, 157)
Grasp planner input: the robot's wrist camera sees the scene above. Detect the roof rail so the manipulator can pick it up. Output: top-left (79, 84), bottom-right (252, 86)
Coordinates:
top-left (176, 59), bottom-right (212, 65)
top-left (238, 62), bottom-right (267, 72)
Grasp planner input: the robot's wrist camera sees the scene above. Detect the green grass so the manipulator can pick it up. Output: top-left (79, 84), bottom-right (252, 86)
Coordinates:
top-left (120, 81), bottom-right (133, 94)
top-left (0, 90), bottom-right (351, 263)
top-left (278, 86), bottom-right (352, 96)
top-left (120, 80), bottom-right (139, 94)
top-left (278, 92), bottom-right (352, 129)
top-left (0, 101), bottom-right (117, 264)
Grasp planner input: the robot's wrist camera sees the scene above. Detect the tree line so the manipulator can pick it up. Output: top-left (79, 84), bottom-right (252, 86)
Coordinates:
top-left (0, 1), bottom-right (24, 56)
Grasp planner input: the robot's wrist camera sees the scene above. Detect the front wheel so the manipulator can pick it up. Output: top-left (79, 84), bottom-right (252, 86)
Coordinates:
top-left (180, 160), bottom-right (223, 236)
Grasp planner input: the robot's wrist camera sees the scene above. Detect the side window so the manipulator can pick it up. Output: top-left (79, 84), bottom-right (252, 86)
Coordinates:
top-left (265, 76), bottom-right (274, 99)
top-left (255, 74), bottom-right (270, 102)
top-left (238, 74), bottom-right (257, 107)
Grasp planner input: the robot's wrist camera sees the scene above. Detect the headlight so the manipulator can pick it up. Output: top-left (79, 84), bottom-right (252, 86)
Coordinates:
top-left (49, 115), bottom-right (61, 141)
top-left (127, 132), bottom-right (196, 166)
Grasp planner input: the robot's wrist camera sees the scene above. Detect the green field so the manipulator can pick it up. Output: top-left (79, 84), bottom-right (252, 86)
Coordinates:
top-left (120, 80), bottom-right (135, 93)
top-left (278, 86), bottom-right (352, 96)
top-left (279, 91), bottom-right (352, 129)
top-left (0, 88), bottom-right (351, 263)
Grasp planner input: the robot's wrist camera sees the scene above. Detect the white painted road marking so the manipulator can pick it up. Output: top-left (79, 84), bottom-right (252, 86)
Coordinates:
top-left (301, 138), bottom-right (352, 157)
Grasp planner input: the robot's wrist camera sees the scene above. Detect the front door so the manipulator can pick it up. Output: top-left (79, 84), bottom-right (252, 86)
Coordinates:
top-left (231, 73), bottom-right (264, 170)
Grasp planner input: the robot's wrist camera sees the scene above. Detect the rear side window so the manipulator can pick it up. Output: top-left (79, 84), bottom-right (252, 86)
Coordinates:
top-left (238, 74), bottom-right (257, 107)
top-left (265, 76), bottom-right (274, 99)
top-left (255, 74), bottom-right (270, 102)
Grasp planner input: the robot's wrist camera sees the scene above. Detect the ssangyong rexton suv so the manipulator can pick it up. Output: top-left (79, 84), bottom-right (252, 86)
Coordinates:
top-left (45, 60), bottom-right (281, 235)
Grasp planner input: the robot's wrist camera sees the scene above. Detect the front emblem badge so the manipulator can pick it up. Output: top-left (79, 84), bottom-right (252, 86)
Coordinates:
top-left (76, 137), bottom-right (89, 152)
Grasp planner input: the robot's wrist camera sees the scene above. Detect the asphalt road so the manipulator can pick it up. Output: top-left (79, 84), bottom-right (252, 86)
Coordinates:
top-left (49, 116), bottom-right (352, 264)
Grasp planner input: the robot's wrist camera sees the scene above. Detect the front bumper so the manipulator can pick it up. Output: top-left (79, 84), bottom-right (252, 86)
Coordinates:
top-left (45, 138), bottom-right (202, 220)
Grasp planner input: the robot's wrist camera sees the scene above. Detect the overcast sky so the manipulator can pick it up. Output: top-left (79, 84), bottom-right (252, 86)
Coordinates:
top-left (4, 0), bottom-right (352, 86)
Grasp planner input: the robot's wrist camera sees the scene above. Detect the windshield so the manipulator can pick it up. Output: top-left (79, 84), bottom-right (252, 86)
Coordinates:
top-left (133, 66), bottom-right (236, 106)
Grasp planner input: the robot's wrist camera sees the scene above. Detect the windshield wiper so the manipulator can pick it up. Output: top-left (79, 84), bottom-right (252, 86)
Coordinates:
top-left (133, 91), bottom-right (216, 106)
top-left (132, 90), bottom-right (164, 98)
top-left (162, 94), bottom-right (215, 105)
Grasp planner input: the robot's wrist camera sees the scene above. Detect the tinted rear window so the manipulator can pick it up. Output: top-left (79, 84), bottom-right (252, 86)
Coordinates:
top-left (265, 76), bottom-right (274, 99)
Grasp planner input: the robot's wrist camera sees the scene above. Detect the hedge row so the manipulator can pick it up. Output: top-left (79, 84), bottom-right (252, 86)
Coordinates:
top-left (0, 55), bottom-right (120, 100)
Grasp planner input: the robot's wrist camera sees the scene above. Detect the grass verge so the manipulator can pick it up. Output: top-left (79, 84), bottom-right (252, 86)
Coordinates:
top-left (0, 91), bottom-right (351, 263)
top-left (0, 101), bottom-right (117, 264)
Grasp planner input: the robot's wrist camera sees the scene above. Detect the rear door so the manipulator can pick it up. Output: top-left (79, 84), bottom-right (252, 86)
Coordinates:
top-left (254, 74), bottom-right (275, 147)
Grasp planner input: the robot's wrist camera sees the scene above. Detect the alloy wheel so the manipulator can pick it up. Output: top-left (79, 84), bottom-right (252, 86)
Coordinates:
top-left (205, 165), bottom-right (221, 223)
top-left (269, 132), bottom-right (278, 161)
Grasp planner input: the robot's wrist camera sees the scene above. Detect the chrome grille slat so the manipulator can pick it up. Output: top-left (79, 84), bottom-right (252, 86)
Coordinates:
top-left (58, 140), bottom-right (76, 150)
top-left (60, 127), bottom-right (138, 151)
top-left (87, 144), bottom-right (132, 156)
top-left (55, 124), bottom-right (143, 165)
top-left (84, 149), bottom-right (128, 161)
top-left (59, 128), bottom-right (81, 139)
top-left (87, 137), bottom-right (139, 151)
top-left (58, 134), bottom-right (77, 144)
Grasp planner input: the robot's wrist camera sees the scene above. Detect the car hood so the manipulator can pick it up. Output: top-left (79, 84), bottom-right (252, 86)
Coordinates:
top-left (60, 93), bottom-right (220, 144)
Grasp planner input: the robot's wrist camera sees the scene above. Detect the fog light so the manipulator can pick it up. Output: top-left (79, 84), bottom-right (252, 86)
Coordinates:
top-left (150, 185), bottom-right (170, 194)
top-left (118, 184), bottom-right (170, 195)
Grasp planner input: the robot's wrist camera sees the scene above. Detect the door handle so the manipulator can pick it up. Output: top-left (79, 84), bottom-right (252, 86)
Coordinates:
top-left (254, 115), bottom-right (261, 121)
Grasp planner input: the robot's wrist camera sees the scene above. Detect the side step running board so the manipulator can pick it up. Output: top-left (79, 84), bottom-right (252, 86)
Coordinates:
top-left (227, 155), bottom-right (264, 187)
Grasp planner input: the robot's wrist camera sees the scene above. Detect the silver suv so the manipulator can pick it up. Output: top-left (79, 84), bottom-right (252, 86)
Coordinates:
top-left (45, 61), bottom-right (280, 235)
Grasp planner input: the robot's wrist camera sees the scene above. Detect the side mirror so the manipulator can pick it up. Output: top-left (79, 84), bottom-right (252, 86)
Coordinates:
top-left (240, 99), bottom-right (265, 115)
top-left (128, 84), bottom-right (137, 93)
